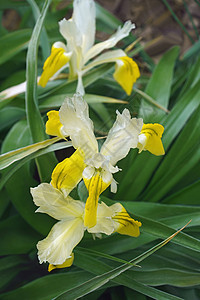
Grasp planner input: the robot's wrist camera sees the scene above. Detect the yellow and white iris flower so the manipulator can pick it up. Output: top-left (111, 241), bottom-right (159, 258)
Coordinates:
top-left (46, 93), bottom-right (145, 228)
top-left (38, 0), bottom-right (140, 95)
top-left (31, 182), bottom-right (141, 271)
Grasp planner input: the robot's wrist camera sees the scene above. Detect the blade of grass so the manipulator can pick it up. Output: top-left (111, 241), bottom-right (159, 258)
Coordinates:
top-left (161, 0), bottom-right (194, 43)
top-left (182, 0), bottom-right (199, 39)
top-left (27, 0), bottom-right (50, 60)
top-left (0, 141), bottom-right (72, 191)
top-left (0, 137), bottom-right (61, 170)
top-left (25, 0), bottom-right (57, 181)
top-left (56, 224), bottom-right (189, 300)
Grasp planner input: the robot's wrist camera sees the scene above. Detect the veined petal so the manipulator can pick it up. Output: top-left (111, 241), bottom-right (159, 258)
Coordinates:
top-left (37, 218), bottom-right (84, 265)
top-left (84, 21), bottom-right (135, 63)
top-left (101, 109), bottom-right (143, 165)
top-left (45, 110), bottom-right (66, 139)
top-left (38, 42), bottom-right (71, 88)
top-left (51, 149), bottom-right (85, 195)
top-left (31, 182), bottom-right (85, 221)
top-left (73, 0), bottom-right (95, 54)
top-left (83, 170), bottom-right (112, 228)
top-left (31, 183), bottom-right (71, 220)
top-left (59, 93), bottom-right (98, 156)
top-left (111, 203), bottom-right (141, 237)
top-left (48, 253), bottom-right (74, 272)
top-left (138, 123), bottom-right (165, 156)
top-left (113, 56), bottom-right (140, 95)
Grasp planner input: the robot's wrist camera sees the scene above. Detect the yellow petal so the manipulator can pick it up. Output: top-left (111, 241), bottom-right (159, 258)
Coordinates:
top-left (113, 204), bottom-right (141, 237)
top-left (45, 110), bottom-right (65, 138)
top-left (38, 45), bottom-right (71, 88)
top-left (140, 123), bottom-right (165, 156)
top-left (83, 171), bottom-right (111, 228)
top-left (48, 253), bottom-right (74, 272)
top-left (51, 149), bottom-right (85, 194)
top-left (113, 56), bottom-right (140, 95)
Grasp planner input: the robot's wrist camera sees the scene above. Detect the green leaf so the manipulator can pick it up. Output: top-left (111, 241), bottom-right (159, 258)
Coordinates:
top-left (1, 120), bottom-right (32, 154)
top-left (56, 228), bottom-right (186, 300)
top-left (28, 0), bottom-right (50, 60)
top-left (0, 271), bottom-right (93, 300)
top-left (0, 29), bottom-right (31, 65)
top-left (0, 255), bottom-right (29, 291)
top-left (139, 46), bottom-right (179, 122)
top-left (117, 78), bottom-right (200, 201)
top-left (95, 2), bottom-right (121, 30)
top-left (0, 107), bottom-right (25, 131)
top-left (39, 93), bottom-right (127, 109)
top-left (0, 137), bottom-right (61, 170)
top-left (163, 180), bottom-right (200, 205)
top-left (130, 269), bottom-right (200, 287)
top-left (142, 106), bottom-right (200, 202)
top-left (25, 0), bottom-right (57, 182)
top-left (0, 215), bottom-right (42, 255)
top-left (0, 141), bottom-right (72, 191)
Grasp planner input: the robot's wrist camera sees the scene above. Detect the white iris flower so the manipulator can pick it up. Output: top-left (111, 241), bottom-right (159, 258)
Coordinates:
top-left (45, 93), bottom-right (143, 228)
top-left (31, 183), bottom-right (141, 271)
top-left (38, 0), bottom-right (140, 95)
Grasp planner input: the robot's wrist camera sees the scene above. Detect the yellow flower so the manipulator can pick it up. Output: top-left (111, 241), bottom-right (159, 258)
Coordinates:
top-left (137, 123), bottom-right (165, 156)
top-left (46, 93), bottom-right (143, 228)
top-left (38, 0), bottom-right (140, 95)
top-left (31, 183), bottom-right (141, 270)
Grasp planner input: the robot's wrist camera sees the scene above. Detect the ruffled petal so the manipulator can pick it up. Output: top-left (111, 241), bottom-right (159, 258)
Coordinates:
top-left (31, 183), bottom-right (72, 220)
top-left (37, 218), bottom-right (84, 265)
top-left (84, 21), bottom-right (135, 63)
top-left (83, 170), bottom-right (112, 228)
top-left (113, 56), bottom-right (140, 95)
top-left (38, 42), bottom-right (71, 88)
top-left (45, 110), bottom-right (66, 138)
top-left (48, 253), bottom-right (74, 272)
top-left (100, 109), bottom-right (143, 165)
top-left (51, 149), bottom-right (85, 195)
top-left (111, 203), bottom-right (142, 237)
top-left (59, 93), bottom-right (98, 156)
top-left (138, 123), bottom-right (165, 156)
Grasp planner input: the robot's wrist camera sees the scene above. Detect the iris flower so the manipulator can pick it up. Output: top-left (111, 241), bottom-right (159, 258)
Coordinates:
top-left (31, 183), bottom-right (141, 271)
top-left (45, 93), bottom-right (165, 229)
top-left (38, 0), bottom-right (140, 95)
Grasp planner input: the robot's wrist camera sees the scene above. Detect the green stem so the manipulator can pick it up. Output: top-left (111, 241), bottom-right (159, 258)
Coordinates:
top-left (182, 0), bottom-right (199, 39)
top-left (133, 87), bottom-right (170, 114)
top-left (162, 0), bottom-right (195, 44)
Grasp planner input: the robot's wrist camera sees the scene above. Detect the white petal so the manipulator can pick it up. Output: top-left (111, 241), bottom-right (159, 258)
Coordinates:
top-left (82, 166), bottom-right (95, 180)
top-left (111, 178), bottom-right (118, 193)
top-left (100, 109), bottom-right (143, 165)
top-left (37, 218), bottom-right (84, 265)
top-left (88, 202), bottom-right (115, 235)
top-left (83, 49), bottom-right (126, 73)
top-left (73, 0), bottom-right (96, 54)
top-left (31, 183), bottom-right (84, 220)
top-left (59, 18), bottom-right (83, 75)
top-left (53, 41), bottom-right (67, 51)
top-left (59, 93), bottom-right (98, 157)
top-left (137, 133), bottom-right (147, 153)
top-left (59, 18), bottom-right (81, 50)
top-left (84, 21), bottom-right (135, 63)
